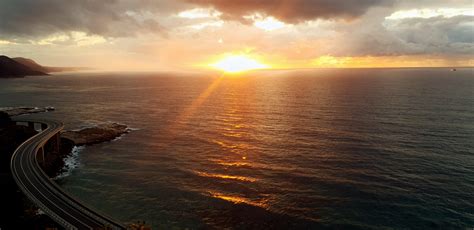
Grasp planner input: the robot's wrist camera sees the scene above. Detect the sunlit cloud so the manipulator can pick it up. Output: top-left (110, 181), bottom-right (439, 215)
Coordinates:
top-left (36, 34), bottom-right (69, 45)
top-left (386, 8), bottom-right (474, 20)
top-left (189, 20), bottom-right (224, 30)
top-left (34, 31), bottom-right (106, 46)
top-left (0, 40), bottom-right (15, 45)
top-left (178, 8), bottom-right (221, 19)
top-left (254, 17), bottom-right (286, 31)
top-left (312, 55), bottom-right (347, 67)
top-left (73, 32), bottom-right (107, 46)
top-left (244, 14), bottom-right (287, 31)
top-left (176, 8), bottom-right (225, 30)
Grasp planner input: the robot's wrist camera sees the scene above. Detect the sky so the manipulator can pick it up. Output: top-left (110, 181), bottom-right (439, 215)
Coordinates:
top-left (0, 0), bottom-right (472, 71)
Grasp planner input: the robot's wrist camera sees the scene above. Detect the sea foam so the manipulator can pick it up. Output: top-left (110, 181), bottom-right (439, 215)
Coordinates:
top-left (55, 146), bottom-right (84, 180)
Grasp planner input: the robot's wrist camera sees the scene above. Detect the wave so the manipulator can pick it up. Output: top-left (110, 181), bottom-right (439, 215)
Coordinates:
top-left (54, 146), bottom-right (84, 180)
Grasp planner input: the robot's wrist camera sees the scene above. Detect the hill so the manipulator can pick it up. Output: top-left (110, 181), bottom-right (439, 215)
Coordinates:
top-left (12, 57), bottom-right (49, 73)
top-left (0, 55), bottom-right (47, 78)
top-left (12, 57), bottom-right (84, 73)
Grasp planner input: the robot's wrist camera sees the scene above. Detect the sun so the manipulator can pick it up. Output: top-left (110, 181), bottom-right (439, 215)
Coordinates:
top-left (211, 55), bottom-right (269, 73)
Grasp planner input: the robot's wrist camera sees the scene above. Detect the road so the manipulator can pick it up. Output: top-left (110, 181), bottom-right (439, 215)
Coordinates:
top-left (10, 120), bottom-right (126, 230)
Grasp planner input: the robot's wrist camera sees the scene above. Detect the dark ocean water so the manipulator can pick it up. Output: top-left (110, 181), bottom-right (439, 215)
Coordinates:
top-left (0, 68), bottom-right (473, 229)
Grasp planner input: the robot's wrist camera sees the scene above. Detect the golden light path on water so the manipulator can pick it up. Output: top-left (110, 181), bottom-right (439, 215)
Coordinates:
top-left (208, 191), bottom-right (269, 209)
top-left (159, 73), bottom-right (265, 207)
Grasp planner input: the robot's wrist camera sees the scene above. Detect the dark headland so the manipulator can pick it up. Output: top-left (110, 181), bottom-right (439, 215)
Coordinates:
top-left (0, 55), bottom-right (86, 78)
top-left (0, 55), bottom-right (47, 77)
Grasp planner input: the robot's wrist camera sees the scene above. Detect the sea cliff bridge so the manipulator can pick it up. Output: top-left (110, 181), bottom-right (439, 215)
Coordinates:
top-left (10, 120), bottom-right (126, 230)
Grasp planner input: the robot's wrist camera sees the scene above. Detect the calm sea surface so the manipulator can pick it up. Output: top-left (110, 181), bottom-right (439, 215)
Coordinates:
top-left (0, 68), bottom-right (473, 229)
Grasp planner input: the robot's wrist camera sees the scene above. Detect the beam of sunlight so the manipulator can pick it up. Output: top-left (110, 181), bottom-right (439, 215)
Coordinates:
top-left (165, 75), bottom-right (223, 138)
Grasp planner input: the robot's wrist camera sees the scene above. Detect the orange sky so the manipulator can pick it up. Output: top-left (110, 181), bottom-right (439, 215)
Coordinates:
top-left (0, 1), bottom-right (472, 71)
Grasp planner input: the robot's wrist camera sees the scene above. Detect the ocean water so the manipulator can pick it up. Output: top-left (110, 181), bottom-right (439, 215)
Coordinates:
top-left (0, 68), bottom-right (473, 229)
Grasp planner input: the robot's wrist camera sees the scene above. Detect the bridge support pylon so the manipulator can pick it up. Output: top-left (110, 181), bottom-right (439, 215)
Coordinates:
top-left (38, 147), bottom-right (45, 166)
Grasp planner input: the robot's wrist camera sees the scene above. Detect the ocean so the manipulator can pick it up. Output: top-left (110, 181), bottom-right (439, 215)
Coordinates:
top-left (0, 68), bottom-right (473, 229)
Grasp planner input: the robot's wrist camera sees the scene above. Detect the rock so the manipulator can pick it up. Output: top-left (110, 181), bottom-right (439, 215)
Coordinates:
top-left (0, 106), bottom-right (55, 116)
top-left (61, 123), bottom-right (129, 146)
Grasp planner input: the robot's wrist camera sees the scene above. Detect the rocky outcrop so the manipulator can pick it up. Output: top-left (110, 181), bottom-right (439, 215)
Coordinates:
top-left (0, 106), bottom-right (55, 116)
top-left (61, 123), bottom-right (130, 146)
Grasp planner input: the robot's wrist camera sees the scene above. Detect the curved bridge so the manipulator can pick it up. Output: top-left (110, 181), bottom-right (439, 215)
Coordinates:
top-left (10, 120), bottom-right (126, 230)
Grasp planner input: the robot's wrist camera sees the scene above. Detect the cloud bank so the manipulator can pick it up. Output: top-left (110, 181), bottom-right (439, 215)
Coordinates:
top-left (0, 0), bottom-right (472, 68)
top-left (185, 0), bottom-right (394, 23)
top-left (0, 0), bottom-right (188, 39)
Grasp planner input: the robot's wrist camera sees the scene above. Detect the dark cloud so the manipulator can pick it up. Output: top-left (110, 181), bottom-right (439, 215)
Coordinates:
top-left (331, 14), bottom-right (474, 57)
top-left (388, 15), bottom-right (473, 55)
top-left (0, 0), bottom-right (188, 39)
top-left (185, 0), bottom-right (394, 23)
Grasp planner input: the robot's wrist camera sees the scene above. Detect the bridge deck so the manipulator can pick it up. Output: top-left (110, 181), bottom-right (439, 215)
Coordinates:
top-left (11, 120), bottom-right (125, 230)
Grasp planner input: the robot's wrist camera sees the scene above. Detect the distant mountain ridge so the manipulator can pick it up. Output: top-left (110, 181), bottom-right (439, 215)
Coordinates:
top-left (12, 57), bottom-right (49, 73)
top-left (12, 57), bottom-right (85, 73)
top-left (0, 55), bottom-right (47, 78)
top-left (0, 55), bottom-right (84, 78)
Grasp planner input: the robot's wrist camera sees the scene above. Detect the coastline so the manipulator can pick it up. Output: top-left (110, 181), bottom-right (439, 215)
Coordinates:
top-left (0, 108), bottom-right (132, 229)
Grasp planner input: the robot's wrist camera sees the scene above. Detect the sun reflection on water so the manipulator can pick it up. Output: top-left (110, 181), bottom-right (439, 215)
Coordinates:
top-left (194, 171), bottom-right (257, 182)
top-left (207, 191), bottom-right (269, 208)
top-left (214, 161), bottom-right (250, 167)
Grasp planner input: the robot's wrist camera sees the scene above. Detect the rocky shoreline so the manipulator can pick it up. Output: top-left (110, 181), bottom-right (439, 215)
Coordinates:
top-left (43, 122), bottom-right (131, 178)
top-left (0, 106), bottom-right (55, 116)
top-left (49, 122), bottom-right (131, 178)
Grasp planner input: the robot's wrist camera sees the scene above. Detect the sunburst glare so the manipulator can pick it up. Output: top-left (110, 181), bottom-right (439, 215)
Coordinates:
top-left (211, 55), bottom-right (269, 73)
